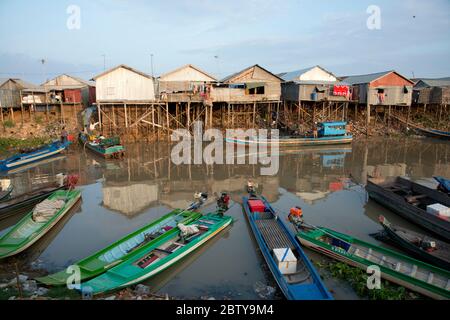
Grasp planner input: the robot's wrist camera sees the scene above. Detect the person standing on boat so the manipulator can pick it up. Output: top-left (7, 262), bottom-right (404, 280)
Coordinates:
top-left (313, 123), bottom-right (318, 139)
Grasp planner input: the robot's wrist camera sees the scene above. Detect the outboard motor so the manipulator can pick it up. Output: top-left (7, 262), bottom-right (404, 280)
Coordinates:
top-left (288, 206), bottom-right (304, 227)
top-left (247, 181), bottom-right (258, 196)
top-left (217, 192), bottom-right (230, 216)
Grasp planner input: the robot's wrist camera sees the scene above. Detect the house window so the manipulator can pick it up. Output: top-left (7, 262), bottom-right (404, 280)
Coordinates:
top-left (107, 87), bottom-right (115, 96)
top-left (403, 86), bottom-right (409, 94)
top-left (248, 86), bottom-right (265, 95)
top-left (246, 83), bottom-right (265, 95)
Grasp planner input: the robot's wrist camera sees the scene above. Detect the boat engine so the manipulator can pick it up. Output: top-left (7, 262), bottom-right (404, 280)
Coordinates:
top-left (288, 206), bottom-right (304, 227)
top-left (217, 192), bottom-right (230, 216)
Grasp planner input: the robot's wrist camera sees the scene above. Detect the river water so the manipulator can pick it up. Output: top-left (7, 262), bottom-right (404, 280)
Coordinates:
top-left (0, 137), bottom-right (449, 299)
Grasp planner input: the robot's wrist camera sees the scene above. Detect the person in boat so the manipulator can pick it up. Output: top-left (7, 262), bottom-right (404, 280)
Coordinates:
top-left (60, 127), bottom-right (68, 144)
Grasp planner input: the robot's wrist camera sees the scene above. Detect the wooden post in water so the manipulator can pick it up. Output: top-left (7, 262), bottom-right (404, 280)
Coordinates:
top-left (253, 102), bottom-right (256, 127)
top-left (124, 103), bottom-right (128, 129)
top-left (366, 104), bottom-right (371, 136)
top-left (187, 101), bottom-right (191, 130)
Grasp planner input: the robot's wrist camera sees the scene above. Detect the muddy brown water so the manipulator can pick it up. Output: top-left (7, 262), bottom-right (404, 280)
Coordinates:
top-left (0, 137), bottom-right (449, 299)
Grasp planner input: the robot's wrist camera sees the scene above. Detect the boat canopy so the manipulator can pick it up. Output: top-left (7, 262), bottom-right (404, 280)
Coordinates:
top-left (318, 121), bottom-right (348, 137)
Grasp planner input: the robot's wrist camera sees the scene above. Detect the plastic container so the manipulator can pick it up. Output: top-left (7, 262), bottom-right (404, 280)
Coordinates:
top-left (248, 199), bottom-right (265, 213)
top-left (273, 248), bottom-right (297, 274)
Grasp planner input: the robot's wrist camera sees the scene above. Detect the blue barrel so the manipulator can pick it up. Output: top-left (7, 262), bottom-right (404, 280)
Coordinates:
top-left (311, 92), bottom-right (318, 101)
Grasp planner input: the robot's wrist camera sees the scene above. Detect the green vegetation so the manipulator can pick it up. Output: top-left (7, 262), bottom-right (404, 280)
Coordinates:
top-left (3, 120), bottom-right (15, 128)
top-left (35, 116), bottom-right (43, 125)
top-left (0, 285), bottom-right (80, 300)
top-left (0, 137), bottom-right (51, 154)
top-left (317, 261), bottom-right (421, 300)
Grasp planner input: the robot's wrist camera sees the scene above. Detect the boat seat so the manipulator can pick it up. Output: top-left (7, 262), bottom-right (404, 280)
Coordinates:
top-left (154, 248), bottom-right (173, 255)
top-left (427, 273), bottom-right (434, 284)
top-left (410, 265), bottom-right (418, 277)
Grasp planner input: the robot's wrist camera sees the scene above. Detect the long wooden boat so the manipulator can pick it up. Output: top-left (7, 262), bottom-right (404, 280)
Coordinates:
top-left (434, 176), bottom-right (450, 195)
top-left (225, 135), bottom-right (353, 147)
top-left (242, 193), bottom-right (333, 300)
top-left (0, 189), bottom-right (81, 259)
top-left (0, 141), bottom-right (71, 172)
top-left (0, 183), bottom-right (64, 220)
top-left (36, 209), bottom-right (202, 286)
top-left (366, 176), bottom-right (450, 241)
top-left (295, 225), bottom-right (450, 299)
top-left (80, 213), bottom-right (232, 295)
top-left (377, 215), bottom-right (450, 271)
top-left (79, 133), bottom-right (125, 159)
top-left (0, 184), bottom-right (13, 202)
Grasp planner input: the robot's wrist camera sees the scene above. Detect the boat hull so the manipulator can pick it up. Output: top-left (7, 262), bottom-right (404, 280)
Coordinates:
top-left (297, 228), bottom-right (450, 300)
top-left (0, 141), bottom-right (70, 172)
top-left (366, 177), bottom-right (450, 241)
top-left (243, 196), bottom-right (333, 300)
top-left (79, 134), bottom-right (125, 159)
top-left (0, 190), bottom-right (81, 259)
top-left (36, 209), bottom-right (202, 286)
top-left (379, 216), bottom-right (450, 271)
top-left (81, 214), bottom-right (233, 295)
top-left (0, 185), bottom-right (64, 220)
top-left (225, 135), bottom-right (353, 146)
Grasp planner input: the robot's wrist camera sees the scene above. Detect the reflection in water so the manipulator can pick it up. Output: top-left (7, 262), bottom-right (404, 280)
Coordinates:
top-left (102, 182), bottom-right (158, 216)
top-left (0, 137), bottom-right (448, 299)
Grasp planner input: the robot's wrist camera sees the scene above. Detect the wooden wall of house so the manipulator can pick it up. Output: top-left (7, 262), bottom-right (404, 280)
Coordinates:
top-left (366, 86), bottom-right (412, 106)
top-left (96, 67), bottom-right (156, 102)
top-left (159, 81), bottom-right (207, 93)
top-left (283, 82), bottom-right (348, 102)
top-left (211, 81), bottom-right (280, 102)
top-left (0, 80), bottom-right (21, 108)
top-left (415, 87), bottom-right (450, 104)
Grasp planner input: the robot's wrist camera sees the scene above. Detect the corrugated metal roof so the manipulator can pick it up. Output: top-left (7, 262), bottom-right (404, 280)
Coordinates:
top-left (280, 67), bottom-right (315, 81)
top-left (291, 80), bottom-right (348, 85)
top-left (414, 78), bottom-right (450, 88)
top-left (221, 64), bottom-right (283, 83)
top-left (280, 65), bottom-right (339, 82)
top-left (0, 78), bottom-right (39, 90)
top-left (341, 70), bottom-right (393, 85)
top-left (159, 64), bottom-right (217, 81)
top-left (13, 79), bottom-right (39, 89)
top-left (92, 64), bottom-right (154, 81)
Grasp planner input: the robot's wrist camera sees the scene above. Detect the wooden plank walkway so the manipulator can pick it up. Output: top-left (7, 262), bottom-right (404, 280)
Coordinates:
top-left (255, 219), bottom-right (294, 251)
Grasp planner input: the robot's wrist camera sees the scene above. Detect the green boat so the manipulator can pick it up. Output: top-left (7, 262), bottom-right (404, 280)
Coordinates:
top-left (295, 225), bottom-right (450, 300)
top-left (79, 133), bottom-right (125, 159)
top-left (36, 209), bottom-right (202, 286)
top-left (0, 189), bottom-right (82, 259)
top-left (81, 213), bottom-right (233, 295)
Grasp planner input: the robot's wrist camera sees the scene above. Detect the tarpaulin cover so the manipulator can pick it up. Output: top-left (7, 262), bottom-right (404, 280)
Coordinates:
top-left (333, 85), bottom-right (349, 96)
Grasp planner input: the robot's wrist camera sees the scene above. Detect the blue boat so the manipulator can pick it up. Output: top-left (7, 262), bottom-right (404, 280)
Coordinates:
top-left (434, 176), bottom-right (450, 195)
top-left (225, 121), bottom-right (352, 146)
top-left (242, 190), bottom-right (333, 300)
top-left (0, 141), bottom-right (71, 172)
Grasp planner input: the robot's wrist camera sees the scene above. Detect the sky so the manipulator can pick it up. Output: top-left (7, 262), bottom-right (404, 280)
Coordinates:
top-left (0, 0), bottom-right (449, 84)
